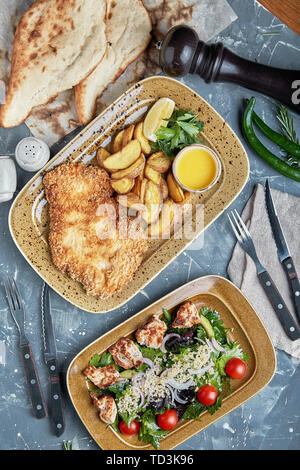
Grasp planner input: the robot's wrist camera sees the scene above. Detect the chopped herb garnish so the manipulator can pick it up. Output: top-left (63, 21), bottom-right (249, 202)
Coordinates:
top-left (151, 109), bottom-right (204, 157)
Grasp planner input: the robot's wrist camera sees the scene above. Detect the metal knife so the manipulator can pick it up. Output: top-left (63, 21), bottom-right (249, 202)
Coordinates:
top-left (41, 282), bottom-right (65, 436)
top-left (265, 179), bottom-right (300, 324)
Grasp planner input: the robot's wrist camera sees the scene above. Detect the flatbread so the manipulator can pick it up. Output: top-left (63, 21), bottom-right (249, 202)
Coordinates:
top-left (75, 0), bottom-right (152, 124)
top-left (0, 0), bottom-right (107, 128)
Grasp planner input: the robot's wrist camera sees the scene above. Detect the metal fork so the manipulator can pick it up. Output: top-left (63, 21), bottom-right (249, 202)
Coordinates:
top-left (228, 210), bottom-right (300, 341)
top-left (4, 276), bottom-right (48, 419)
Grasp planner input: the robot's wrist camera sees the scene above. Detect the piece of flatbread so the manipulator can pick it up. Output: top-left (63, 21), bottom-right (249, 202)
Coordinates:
top-left (0, 0), bottom-right (107, 128)
top-left (75, 0), bottom-right (152, 125)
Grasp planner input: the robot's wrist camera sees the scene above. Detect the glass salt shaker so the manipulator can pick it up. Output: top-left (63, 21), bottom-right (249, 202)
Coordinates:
top-left (0, 156), bottom-right (17, 203)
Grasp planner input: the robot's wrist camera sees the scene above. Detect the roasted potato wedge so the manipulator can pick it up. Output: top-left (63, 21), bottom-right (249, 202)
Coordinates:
top-left (113, 129), bottom-right (125, 153)
top-left (134, 121), bottom-right (152, 155)
top-left (132, 171), bottom-right (144, 197)
top-left (116, 193), bottom-right (144, 211)
top-left (148, 199), bottom-right (176, 238)
top-left (167, 172), bottom-right (185, 203)
top-left (96, 147), bottom-right (110, 168)
top-left (145, 164), bottom-right (161, 185)
top-left (103, 140), bottom-right (141, 172)
top-left (177, 191), bottom-right (191, 206)
top-left (122, 124), bottom-right (135, 147)
top-left (111, 154), bottom-right (145, 180)
top-left (111, 177), bottom-right (135, 195)
top-left (147, 152), bottom-right (171, 173)
top-left (142, 180), bottom-right (163, 225)
top-left (140, 178), bottom-right (148, 204)
top-left (160, 177), bottom-right (169, 200)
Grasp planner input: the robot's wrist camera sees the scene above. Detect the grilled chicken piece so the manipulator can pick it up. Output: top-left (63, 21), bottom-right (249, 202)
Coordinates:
top-left (135, 314), bottom-right (167, 349)
top-left (83, 364), bottom-right (119, 388)
top-left (108, 337), bottom-right (144, 370)
top-left (93, 395), bottom-right (117, 425)
top-left (172, 301), bottom-right (201, 328)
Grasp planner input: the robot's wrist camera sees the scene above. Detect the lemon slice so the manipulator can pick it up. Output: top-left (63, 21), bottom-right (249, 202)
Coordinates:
top-left (143, 97), bottom-right (175, 142)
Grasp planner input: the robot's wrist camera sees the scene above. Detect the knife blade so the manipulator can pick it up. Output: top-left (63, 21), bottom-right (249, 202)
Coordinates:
top-left (41, 282), bottom-right (65, 436)
top-left (265, 179), bottom-right (300, 323)
top-left (265, 179), bottom-right (290, 262)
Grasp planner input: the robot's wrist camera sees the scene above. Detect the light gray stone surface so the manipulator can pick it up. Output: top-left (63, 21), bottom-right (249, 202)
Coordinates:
top-left (0, 0), bottom-right (300, 450)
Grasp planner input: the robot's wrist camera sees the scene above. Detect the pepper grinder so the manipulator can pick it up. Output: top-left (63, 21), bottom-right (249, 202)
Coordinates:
top-left (159, 25), bottom-right (300, 114)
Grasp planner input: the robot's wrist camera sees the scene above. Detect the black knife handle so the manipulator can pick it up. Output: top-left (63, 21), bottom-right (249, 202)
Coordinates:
top-left (47, 358), bottom-right (65, 437)
top-left (20, 343), bottom-right (48, 419)
top-left (258, 271), bottom-right (300, 341)
top-left (282, 257), bottom-right (300, 324)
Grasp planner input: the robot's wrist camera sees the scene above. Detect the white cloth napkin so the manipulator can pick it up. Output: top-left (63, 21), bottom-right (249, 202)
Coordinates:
top-left (227, 183), bottom-right (300, 359)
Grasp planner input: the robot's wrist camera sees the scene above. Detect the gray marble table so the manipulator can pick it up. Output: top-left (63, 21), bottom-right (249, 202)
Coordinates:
top-left (1, 0), bottom-right (300, 451)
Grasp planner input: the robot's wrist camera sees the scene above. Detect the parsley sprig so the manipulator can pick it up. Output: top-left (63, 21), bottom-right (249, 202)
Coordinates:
top-left (151, 109), bottom-right (204, 157)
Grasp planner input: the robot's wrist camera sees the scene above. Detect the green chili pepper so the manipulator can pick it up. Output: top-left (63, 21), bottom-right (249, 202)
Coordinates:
top-left (248, 103), bottom-right (300, 158)
top-left (162, 308), bottom-right (172, 322)
top-left (242, 98), bottom-right (300, 182)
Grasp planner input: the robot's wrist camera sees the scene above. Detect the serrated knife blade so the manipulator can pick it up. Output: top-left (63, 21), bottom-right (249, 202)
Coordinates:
top-left (41, 283), bottom-right (57, 362)
top-left (264, 179), bottom-right (300, 324)
top-left (265, 179), bottom-right (290, 263)
top-left (41, 282), bottom-right (65, 436)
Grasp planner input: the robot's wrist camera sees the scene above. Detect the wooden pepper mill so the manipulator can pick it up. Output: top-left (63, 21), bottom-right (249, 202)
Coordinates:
top-left (159, 25), bottom-right (300, 114)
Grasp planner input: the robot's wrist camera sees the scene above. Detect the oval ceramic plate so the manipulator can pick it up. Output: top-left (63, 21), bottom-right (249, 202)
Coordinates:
top-left (9, 77), bottom-right (249, 313)
top-left (66, 275), bottom-right (276, 450)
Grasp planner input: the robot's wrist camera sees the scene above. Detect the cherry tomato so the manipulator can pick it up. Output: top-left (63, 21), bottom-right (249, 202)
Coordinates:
top-left (119, 419), bottom-right (140, 435)
top-left (225, 358), bottom-right (246, 379)
top-left (157, 409), bottom-right (178, 430)
top-left (197, 385), bottom-right (218, 406)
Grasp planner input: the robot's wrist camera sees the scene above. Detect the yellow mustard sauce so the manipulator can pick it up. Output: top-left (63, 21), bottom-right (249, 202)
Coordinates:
top-left (175, 147), bottom-right (218, 190)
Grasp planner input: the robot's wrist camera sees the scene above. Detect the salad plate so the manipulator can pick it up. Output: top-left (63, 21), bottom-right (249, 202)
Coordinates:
top-left (66, 275), bottom-right (276, 450)
top-left (8, 76), bottom-right (249, 313)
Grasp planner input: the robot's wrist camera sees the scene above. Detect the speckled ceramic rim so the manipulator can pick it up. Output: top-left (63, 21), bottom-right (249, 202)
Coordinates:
top-left (8, 76), bottom-right (250, 313)
top-left (172, 144), bottom-right (222, 193)
top-left (66, 275), bottom-right (276, 450)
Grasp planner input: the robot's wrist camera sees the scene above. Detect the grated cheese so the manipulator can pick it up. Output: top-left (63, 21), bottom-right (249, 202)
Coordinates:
top-left (116, 344), bottom-right (217, 416)
top-left (117, 385), bottom-right (141, 416)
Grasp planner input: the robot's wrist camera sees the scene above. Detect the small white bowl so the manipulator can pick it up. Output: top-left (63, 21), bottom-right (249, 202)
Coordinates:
top-left (172, 144), bottom-right (222, 193)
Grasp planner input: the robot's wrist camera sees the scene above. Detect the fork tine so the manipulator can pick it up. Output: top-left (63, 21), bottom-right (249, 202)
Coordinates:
top-left (11, 278), bottom-right (22, 311)
top-left (7, 276), bottom-right (19, 310)
top-left (4, 276), bottom-right (17, 311)
top-left (234, 209), bottom-right (251, 237)
top-left (230, 211), bottom-right (247, 242)
top-left (227, 213), bottom-right (242, 243)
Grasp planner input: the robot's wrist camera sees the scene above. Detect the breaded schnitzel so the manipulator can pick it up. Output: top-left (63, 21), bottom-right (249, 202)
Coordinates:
top-left (43, 162), bottom-right (148, 298)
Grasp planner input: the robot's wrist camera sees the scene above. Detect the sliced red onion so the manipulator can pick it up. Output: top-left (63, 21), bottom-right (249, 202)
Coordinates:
top-left (165, 384), bottom-right (175, 406)
top-left (204, 338), bottom-right (218, 354)
top-left (132, 386), bottom-right (145, 408)
top-left (173, 388), bottom-right (188, 404)
top-left (160, 333), bottom-right (180, 353)
top-left (211, 337), bottom-right (226, 352)
top-left (194, 337), bottom-right (205, 344)
top-left (167, 378), bottom-right (194, 390)
top-left (188, 361), bottom-right (214, 376)
top-left (131, 371), bottom-right (145, 387)
top-left (142, 357), bottom-right (154, 368)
